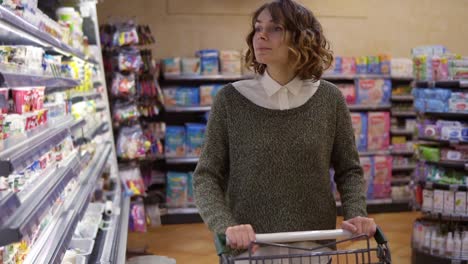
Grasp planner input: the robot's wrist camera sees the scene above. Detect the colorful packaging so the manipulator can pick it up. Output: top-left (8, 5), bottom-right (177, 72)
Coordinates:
top-left (163, 88), bottom-right (177, 107)
top-left (379, 55), bottom-right (391, 75)
top-left (356, 79), bottom-right (391, 105)
top-left (111, 73), bottom-right (136, 97)
top-left (163, 87), bottom-right (199, 107)
top-left (432, 56), bottom-right (449, 81)
top-left (391, 58), bottom-right (413, 77)
top-left (350, 113), bottom-right (368, 152)
top-left (116, 125), bottom-right (150, 159)
top-left (200, 84), bottom-right (224, 106)
top-left (166, 171), bottom-right (188, 208)
top-left (333, 56), bottom-right (343, 74)
top-left (341, 57), bottom-right (356, 75)
top-left (367, 56), bottom-right (381, 74)
top-left (337, 84), bottom-right (356, 105)
top-left (419, 146), bottom-right (440, 162)
top-left (162, 57), bottom-right (181, 76)
top-left (12, 87), bottom-right (34, 114)
top-left (413, 55), bottom-right (432, 81)
top-left (130, 200), bottom-right (147, 232)
top-left (118, 47), bottom-right (142, 72)
top-left (0, 88), bottom-right (9, 113)
top-left (433, 190), bottom-right (444, 212)
top-left (187, 172), bottom-right (194, 206)
top-left (444, 191), bottom-right (455, 215)
top-left (220, 50), bottom-right (241, 75)
top-left (197, 49), bottom-right (220, 75)
top-left (367, 112), bottom-right (390, 151)
top-left (455, 192), bottom-right (466, 215)
top-left (372, 155), bottom-right (392, 199)
top-left (422, 189), bottom-right (433, 212)
top-left (359, 157), bottom-right (373, 198)
top-left (181, 57), bottom-right (201, 75)
top-left (165, 126), bottom-right (186, 157)
top-left (356, 56), bottom-right (368, 74)
top-left (185, 123), bottom-right (206, 157)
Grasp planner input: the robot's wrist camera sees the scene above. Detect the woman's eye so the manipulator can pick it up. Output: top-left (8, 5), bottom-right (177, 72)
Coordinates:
top-left (254, 27), bottom-right (262, 32)
top-left (274, 26), bottom-right (283, 32)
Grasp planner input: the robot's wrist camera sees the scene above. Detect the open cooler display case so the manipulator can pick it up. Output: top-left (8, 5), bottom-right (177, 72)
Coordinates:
top-left (0, 0), bottom-right (129, 263)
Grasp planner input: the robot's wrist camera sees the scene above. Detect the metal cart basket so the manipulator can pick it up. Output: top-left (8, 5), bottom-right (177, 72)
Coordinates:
top-left (216, 227), bottom-right (391, 264)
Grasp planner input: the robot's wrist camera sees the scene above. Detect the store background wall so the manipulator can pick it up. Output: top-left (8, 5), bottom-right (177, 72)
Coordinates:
top-left (97, 0), bottom-right (468, 59)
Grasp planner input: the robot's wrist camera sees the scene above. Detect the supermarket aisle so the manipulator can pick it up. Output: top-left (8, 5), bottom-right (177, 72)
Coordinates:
top-left (128, 211), bottom-right (420, 264)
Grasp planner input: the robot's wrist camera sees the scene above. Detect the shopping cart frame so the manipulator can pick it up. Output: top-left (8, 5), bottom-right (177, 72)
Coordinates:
top-left (215, 227), bottom-right (391, 264)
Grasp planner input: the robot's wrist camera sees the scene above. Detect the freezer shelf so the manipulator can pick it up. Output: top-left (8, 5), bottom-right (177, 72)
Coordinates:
top-left (0, 153), bottom-right (81, 246)
top-left (23, 144), bottom-right (112, 264)
top-left (0, 6), bottom-right (97, 64)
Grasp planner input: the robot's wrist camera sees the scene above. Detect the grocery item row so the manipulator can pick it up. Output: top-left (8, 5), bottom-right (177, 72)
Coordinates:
top-left (162, 50), bottom-right (243, 76)
top-left (413, 220), bottom-right (468, 259)
top-left (100, 22), bottom-right (155, 47)
top-left (412, 45), bottom-right (468, 81)
top-left (1, 3), bottom-right (91, 55)
top-left (163, 84), bottom-right (223, 107)
top-left (413, 88), bottom-right (468, 114)
top-left (350, 112), bottom-right (390, 152)
top-left (418, 119), bottom-right (468, 142)
top-left (326, 55), bottom-right (413, 77)
top-left (421, 188), bottom-right (468, 215)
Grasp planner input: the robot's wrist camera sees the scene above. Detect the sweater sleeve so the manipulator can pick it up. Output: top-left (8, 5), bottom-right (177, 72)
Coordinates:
top-left (331, 92), bottom-right (367, 220)
top-left (193, 88), bottom-right (238, 234)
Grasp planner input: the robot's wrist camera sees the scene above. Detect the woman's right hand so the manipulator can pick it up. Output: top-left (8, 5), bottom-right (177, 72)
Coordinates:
top-left (225, 224), bottom-right (258, 252)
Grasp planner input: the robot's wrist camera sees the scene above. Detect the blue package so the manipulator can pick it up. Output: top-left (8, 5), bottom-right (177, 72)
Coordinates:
top-left (166, 171), bottom-right (188, 208)
top-left (351, 113), bottom-right (368, 152)
top-left (414, 99), bottom-right (426, 113)
top-left (461, 128), bottom-right (468, 142)
top-left (356, 79), bottom-right (392, 105)
top-left (187, 172), bottom-right (194, 205)
top-left (197, 49), bottom-right (220, 75)
top-left (333, 57), bottom-right (343, 74)
top-left (425, 99), bottom-right (448, 113)
top-left (434, 88), bottom-right (452, 101)
top-left (176, 87), bottom-right (200, 106)
top-left (367, 56), bottom-right (381, 74)
top-left (412, 88), bottom-right (424, 99)
top-left (165, 126), bottom-right (186, 157)
top-left (185, 123), bottom-right (207, 157)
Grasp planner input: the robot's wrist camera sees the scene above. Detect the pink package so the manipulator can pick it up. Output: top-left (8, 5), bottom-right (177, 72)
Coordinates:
top-left (367, 112), bottom-right (390, 151)
top-left (32, 87), bottom-right (45, 110)
top-left (12, 87), bottom-right (34, 114)
top-left (342, 57), bottom-right (356, 75)
top-left (359, 157), bottom-right (373, 198)
top-left (372, 155), bottom-right (392, 199)
top-left (0, 88), bottom-right (8, 113)
top-left (337, 84), bottom-right (356, 105)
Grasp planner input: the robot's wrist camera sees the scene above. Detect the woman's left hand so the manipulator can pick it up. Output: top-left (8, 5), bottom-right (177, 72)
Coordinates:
top-left (341, 216), bottom-right (377, 238)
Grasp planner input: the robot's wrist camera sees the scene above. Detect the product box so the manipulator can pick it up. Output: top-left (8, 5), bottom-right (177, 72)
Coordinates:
top-left (350, 113), bottom-right (368, 152)
top-left (356, 56), bottom-right (368, 74)
top-left (371, 155), bottom-right (392, 199)
top-left (356, 79), bottom-right (392, 105)
top-left (367, 112), bottom-right (390, 151)
top-left (200, 84), bottom-right (224, 106)
top-left (181, 57), bottom-right (201, 75)
top-left (220, 50), bottom-right (241, 75)
top-left (359, 157), bottom-right (373, 199)
top-left (337, 84), bottom-right (356, 105)
top-left (333, 56), bottom-right (343, 74)
top-left (164, 87), bottom-right (200, 107)
top-left (162, 57), bottom-right (181, 76)
top-left (433, 189), bottom-right (444, 212)
top-left (379, 55), bottom-right (391, 75)
top-left (455, 191), bottom-right (466, 215)
top-left (444, 191), bottom-right (455, 215)
top-left (422, 189), bottom-right (433, 212)
top-left (367, 56), bottom-right (381, 74)
top-left (197, 49), bottom-right (220, 75)
top-left (187, 172), bottom-right (195, 206)
top-left (165, 126), bottom-right (186, 157)
top-left (185, 123), bottom-right (206, 157)
top-left (166, 171), bottom-right (188, 208)
top-left (341, 57), bottom-right (356, 75)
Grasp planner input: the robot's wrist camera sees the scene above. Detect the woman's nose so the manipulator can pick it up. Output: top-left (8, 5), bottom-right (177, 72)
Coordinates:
top-left (257, 30), bottom-right (268, 40)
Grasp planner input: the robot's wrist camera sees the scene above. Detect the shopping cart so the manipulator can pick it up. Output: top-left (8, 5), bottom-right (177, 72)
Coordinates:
top-left (216, 227), bottom-right (391, 264)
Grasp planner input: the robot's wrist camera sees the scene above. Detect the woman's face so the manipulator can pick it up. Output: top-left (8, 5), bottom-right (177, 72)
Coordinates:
top-left (253, 9), bottom-right (290, 67)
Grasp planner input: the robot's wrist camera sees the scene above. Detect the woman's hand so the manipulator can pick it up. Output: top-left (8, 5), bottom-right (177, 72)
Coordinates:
top-left (226, 224), bottom-right (259, 252)
top-left (341, 216), bottom-right (377, 238)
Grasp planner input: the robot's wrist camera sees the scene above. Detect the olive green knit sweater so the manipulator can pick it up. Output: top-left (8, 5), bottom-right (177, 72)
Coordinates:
top-left (193, 80), bottom-right (367, 235)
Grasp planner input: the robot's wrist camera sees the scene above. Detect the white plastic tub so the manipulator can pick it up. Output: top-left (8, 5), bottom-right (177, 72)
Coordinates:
top-left (86, 202), bottom-right (105, 215)
top-left (68, 239), bottom-right (95, 256)
top-left (76, 255), bottom-right (86, 264)
top-left (73, 222), bottom-right (99, 240)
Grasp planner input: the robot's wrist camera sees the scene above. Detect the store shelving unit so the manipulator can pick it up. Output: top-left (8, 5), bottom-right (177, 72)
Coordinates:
top-left (411, 77), bottom-right (468, 263)
top-left (0, 1), bottom-right (128, 262)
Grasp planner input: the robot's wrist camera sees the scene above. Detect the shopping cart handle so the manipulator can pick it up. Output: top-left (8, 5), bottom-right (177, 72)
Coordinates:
top-left (215, 226), bottom-right (388, 256)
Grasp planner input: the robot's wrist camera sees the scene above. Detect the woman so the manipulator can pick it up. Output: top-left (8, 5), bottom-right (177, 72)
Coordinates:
top-left (193, 0), bottom-right (377, 258)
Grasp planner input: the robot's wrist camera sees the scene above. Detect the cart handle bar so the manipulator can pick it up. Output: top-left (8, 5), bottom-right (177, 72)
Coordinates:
top-left (215, 226), bottom-right (387, 256)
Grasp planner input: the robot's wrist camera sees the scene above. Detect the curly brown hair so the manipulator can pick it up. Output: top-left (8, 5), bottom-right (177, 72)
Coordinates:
top-left (245, 0), bottom-right (333, 81)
